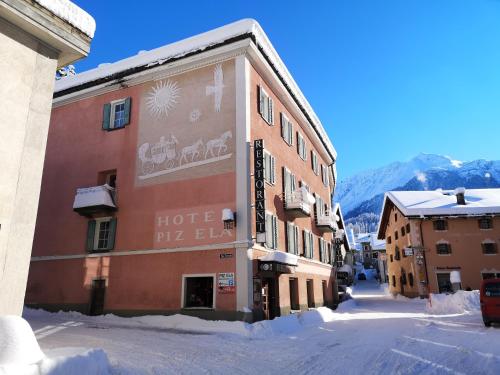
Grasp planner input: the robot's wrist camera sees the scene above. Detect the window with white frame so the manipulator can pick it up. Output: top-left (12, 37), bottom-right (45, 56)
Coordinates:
top-left (86, 217), bottom-right (117, 252)
top-left (263, 151), bottom-right (276, 185)
top-left (303, 230), bottom-right (314, 259)
top-left (280, 113), bottom-right (294, 145)
top-left (265, 212), bottom-right (278, 249)
top-left (184, 276), bottom-right (214, 308)
top-left (103, 98), bottom-right (131, 131)
top-left (287, 222), bottom-right (299, 255)
top-left (321, 164), bottom-right (329, 187)
top-left (297, 132), bottom-right (307, 160)
top-left (315, 194), bottom-right (326, 217)
top-left (311, 150), bottom-right (319, 175)
top-left (283, 167), bottom-right (297, 199)
top-left (258, 85), bottom-right (274, 125)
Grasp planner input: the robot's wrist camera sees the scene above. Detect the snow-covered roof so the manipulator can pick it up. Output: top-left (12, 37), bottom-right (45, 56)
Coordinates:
top-left (260, 251), bottom-right (298, 266)
top-left (387, 189), bottom-right (500, 217)
top-left (54, 19), bottom-right (336, 160)
top-left (34, 0), bottom-right (95, 38)
top-left (377, 188), bottom-right (500, 239)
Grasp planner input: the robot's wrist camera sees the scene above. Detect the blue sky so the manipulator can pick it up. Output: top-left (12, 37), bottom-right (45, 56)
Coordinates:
top-left (72, 0), bottom-right (500, 179)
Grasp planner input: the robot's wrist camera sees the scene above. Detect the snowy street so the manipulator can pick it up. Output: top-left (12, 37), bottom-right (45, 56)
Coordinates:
top-left (24, 276), bottom-right (500, 375)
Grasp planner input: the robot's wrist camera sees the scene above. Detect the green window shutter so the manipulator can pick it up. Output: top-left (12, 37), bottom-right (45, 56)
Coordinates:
top-left (123, 97), bottom-right (132, 126)
top-left (102, 103), bottom-right (111, 130)
top-left (265, 213), bottom-right (272, 248)
top-left (294, 227), bottom-right (299, 255)
top-left (289, 122), bottom-right (294, 145)
top-left (258, 86), bottom-right (264, 115)
top-left (273, 216), bottom-right (278, 249)
top-left (286, 222), bottom-right (291, 253)
top-left (107, 218), bottom-right (117, 250)
top-left (310, 234), bottom-right (314, 259)
top-left (86, 220), bottom-right (96, 251)
top-left (268, 97), bottom-right (274, 124)
top-left (280, 113), bottom-right (285, 139)
top-left (270, 155), bottom-right (275, 184)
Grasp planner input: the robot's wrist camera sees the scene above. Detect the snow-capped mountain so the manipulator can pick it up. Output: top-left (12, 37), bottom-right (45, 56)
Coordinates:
top-left (336, 154), bottom-right (500, 230)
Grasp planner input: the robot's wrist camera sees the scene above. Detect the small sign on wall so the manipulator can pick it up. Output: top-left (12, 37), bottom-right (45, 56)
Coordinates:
top-left (218, 272), bottom-right (235, 293)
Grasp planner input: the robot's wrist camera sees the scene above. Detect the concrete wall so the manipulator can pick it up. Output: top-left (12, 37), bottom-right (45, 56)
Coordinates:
top-left (0, 17), bottom-right (58, 315)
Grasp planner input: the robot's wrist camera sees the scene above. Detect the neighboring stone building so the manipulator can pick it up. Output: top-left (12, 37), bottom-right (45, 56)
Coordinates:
top-left (0, 0), bottom-right (94, 315)
top-left (25, 19), bottom-right (339, 322)
top-left (377, 188), bottom-right (500, 298)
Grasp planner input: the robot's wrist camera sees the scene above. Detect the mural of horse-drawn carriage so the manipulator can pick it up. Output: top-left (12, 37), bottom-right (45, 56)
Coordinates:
top-left (137, 131), bottom-right (233, 177)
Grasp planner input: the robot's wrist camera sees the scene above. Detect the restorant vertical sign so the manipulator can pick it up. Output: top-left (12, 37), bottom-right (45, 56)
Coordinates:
top-left (254, 139), bottom-right (266, 243)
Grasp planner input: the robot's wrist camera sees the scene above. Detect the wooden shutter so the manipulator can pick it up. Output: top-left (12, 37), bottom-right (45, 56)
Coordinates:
top-left (265, 213), bottom-right (272, 248)
top-left (264, 152), bottom-right (270, 182)
top-left (102, 103), bottom-right (111, 130)
top-left (289, 121), bottom-right (294, 145)
top-left (86, 220), bottom-right (96, 251)
top-left (309, 233), bottom-right (314, 259)
top-left (106, 218), bottom-right (117, 250)
top-left (294, 226), bottom-right (299, 255)
top-left (258, 86), bottom-right (264, 115)
top-left (272, 216), bottom-right (278, 249)
top-left (280, 113), bottom-right (285, 139)
top-left (287, 222), bottom-right (293, 253)
top-left (291, 173), bottom-right (297, 192)
top-left (123, 97), bottom-right (132, 125)
top-left (268, 97), bottom-right (274, 124)
top-left (270, 155), bottom-right (275, 184)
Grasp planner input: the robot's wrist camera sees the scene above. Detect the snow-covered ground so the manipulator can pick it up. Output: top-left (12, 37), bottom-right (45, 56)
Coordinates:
top-left (23, 276), bottom-right (500, 375)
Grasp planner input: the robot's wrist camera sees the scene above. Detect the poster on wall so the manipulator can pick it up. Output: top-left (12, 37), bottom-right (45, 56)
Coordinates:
top-left (218, 272), bottom-right (235, 293)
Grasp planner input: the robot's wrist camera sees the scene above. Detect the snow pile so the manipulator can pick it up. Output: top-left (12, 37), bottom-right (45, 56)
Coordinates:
top-left (260, 251), bottom-right (298, 266)
top-left (0, 315), bottom-right (111, 375)
top-left (34, 0), bottom-right (96, 38)
top-left (426, 291), bottom-right (480, 315)
top-left (0, 316), bottom-right (44, 366)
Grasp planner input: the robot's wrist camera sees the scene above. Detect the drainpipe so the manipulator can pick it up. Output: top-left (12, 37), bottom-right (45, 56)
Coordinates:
top-left (419, 219), bottom-right (430, 297)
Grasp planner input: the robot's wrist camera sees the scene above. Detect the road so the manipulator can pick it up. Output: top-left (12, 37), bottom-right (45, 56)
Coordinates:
top-left (25, 278), bottom-right (500, 374)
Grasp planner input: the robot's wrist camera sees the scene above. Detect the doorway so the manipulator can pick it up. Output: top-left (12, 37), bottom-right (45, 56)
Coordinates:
top-left (89, 279), bottom-right (106, 316)
top-left (306, 279), bottom-right (315, 308)
top-left (262, 278), bottom-right (279, 320)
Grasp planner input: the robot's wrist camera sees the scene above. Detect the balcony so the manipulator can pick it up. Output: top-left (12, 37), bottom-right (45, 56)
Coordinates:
top-left (73, 184), bottom-right (117, 216)
top-left (284, 188), bottom-right (314, 217)
top-left (315, 212), bottom-right (335, 232)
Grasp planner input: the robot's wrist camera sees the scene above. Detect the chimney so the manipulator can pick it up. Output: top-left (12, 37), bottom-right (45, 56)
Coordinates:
top-left (454, 187), bottom-right (466, 205)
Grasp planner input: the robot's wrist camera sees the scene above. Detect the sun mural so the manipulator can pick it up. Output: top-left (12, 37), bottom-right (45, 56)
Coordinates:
top-left (146, 79), bottom-right (181, 118)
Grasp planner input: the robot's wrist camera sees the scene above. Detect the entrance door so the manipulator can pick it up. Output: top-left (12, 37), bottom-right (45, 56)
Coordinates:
top-left (89, 279), bottom-right (106, 316)
top-left (306, 279), bottom-right (315, 308)
top-left (437, 273), bottom-right (452, 293)
top-left (262, 278), bottom-right (278, 320)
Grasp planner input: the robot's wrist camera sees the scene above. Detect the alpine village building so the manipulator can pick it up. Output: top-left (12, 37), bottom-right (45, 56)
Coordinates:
top-left (378, 188), bottom-right (500, 298)
top-left (25, 19), bottom-right (345, 322)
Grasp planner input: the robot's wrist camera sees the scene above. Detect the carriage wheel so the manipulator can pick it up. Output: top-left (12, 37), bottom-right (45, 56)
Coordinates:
top-left (166, 159), bottom-right (176, 169)
top-left (142, 161), bottom-right (154, 175)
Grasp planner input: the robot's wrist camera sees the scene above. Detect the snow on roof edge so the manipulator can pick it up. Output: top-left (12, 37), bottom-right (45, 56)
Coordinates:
top-left (54, 18), bottom-right (336, 159)
top-left (34, 0), bottom-right (95, 38)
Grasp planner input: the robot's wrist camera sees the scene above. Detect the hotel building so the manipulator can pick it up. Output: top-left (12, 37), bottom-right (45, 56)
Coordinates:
top-left (25, 19), bottom-right (342, 321)
top-left (378, 188), bottom-right (500, 297)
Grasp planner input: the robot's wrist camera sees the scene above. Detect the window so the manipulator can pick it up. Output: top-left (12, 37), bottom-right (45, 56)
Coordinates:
top-left (433, 220), bottom-right (448, 231)
top-left (479, 218), bottom-right (493, 230)
top-left (485, 282), bottom-right (500, 297)
top-left (297, 132), bottom-right (307, 160)
top-left (184, 276), bottom-right (214, 308)
top-left (102, 98), bottom-right (131, 130)
top-left (319, 238), bottom-right (327, 263)
top-left (258, 85), bottom-right (274, 125)
top-left (86, 218), bottom-right (117, 252)
top-left (394, 213), bottom-right (397, 222)
top-left (394, 230), bottom-right (399, 240)
top-left (372, 252), bottom-right (378, 259)
top-left (395, 247), bottom-right (401, 260)
top-left (303, 230), bottom-right (314, 259)
top-left (263, 151), bottom-right (276, 184)
top-left (406, 223), bottom-right (410, 234)
top-left (265, 213), bottom-right (278, 249)
top-left (401, 226), bottom-right (406, 236)
top-left (98, 169), bottom-right (117, 188)
top-left (482, 242), bottom-right (498, 255)
top-left (392, 275), bottom-right (396, 287)
top-left (289, 278), bottom-right (300, 310)
top-left (390, 254), bottom-right (394, 262)
top-left (280, 113), bottom-right (293, 145)
top-left (408, 273), bottom-right (414, 287)
top-left (287, 222), bottom-right (299, 255)
top-left (311, 151), bottom-right (319, 175)
top-left (315, 194), bottom-right (326, 218)
top-left (387, 236), bottom-right (392, 244)
top-left (283, 167), bottom-right (297, 198)
top-left (321, 164), bottom-right (329, 187)
top-left (482, 273), bottom-right (497, 280)
top-left (436, 243), bottom-right (452, 255)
